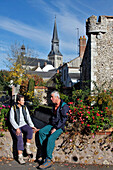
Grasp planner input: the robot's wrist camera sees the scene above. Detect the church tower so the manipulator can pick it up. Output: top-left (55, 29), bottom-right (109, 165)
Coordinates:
top-left (48, 18), bottom-right (63, 68)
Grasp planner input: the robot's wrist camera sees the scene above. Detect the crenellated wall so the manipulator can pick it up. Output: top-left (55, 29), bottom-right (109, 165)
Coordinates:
top-left (81, 15), bottom-right (113, 90)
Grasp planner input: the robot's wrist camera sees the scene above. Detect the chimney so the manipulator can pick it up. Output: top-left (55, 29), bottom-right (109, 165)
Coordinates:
top-left (44, 62), bottom-right (47, 66)
top-left (79, 36), bottom-right (86, 59)
top-left (38, 62), bottom-right (40, 67)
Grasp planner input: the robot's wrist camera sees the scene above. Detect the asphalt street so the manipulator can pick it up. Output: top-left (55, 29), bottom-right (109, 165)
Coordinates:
top-left (0, 158), bottom-right (113, 170)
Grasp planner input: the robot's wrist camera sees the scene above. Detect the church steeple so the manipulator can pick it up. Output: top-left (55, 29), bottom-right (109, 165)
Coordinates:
top-left (48, 17), bottom-right (63, 68)
top-left (52, 17), bottom-right (59, 43)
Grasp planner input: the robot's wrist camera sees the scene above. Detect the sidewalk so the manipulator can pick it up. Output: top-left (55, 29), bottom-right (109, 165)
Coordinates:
top-left (0, 158), bottom-right (113, 170)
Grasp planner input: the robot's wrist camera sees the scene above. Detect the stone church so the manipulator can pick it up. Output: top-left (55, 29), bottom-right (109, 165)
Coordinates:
top-left (21, 18), bottom-right (63, 82)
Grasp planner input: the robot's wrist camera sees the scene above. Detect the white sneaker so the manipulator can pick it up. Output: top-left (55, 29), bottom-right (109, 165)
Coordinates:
top-left (18, 155), bottom-right (26, 164)
top-left (26, 145), bottom-right (32, 155)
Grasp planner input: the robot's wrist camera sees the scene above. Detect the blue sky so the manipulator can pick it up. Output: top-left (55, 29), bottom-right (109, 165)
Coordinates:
top-left (0, 0), bottom-right (113, 70)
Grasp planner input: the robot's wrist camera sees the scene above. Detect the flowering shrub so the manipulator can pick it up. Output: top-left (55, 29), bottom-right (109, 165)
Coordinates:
top-left (24, 91), bottom-right (39, 115)
top-left (88, 89), bottom-right (113, 114)
top-left (67, 99), bottom-right (113, 134)
top-left (0, 105), bottom-right (10, 131)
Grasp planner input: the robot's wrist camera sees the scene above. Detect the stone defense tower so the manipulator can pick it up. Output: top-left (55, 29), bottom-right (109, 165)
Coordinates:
top-left (81, 15), bottom-right (113, 90)
top-left (48, 18), bottom-right (63, 68)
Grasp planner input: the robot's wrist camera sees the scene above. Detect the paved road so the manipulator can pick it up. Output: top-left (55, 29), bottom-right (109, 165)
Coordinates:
top-left (0, 158), bottom-right (113, 170)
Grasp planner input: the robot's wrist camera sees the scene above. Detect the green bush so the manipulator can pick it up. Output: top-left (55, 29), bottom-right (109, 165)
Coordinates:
top-left (28, 79), bottom-right (35, 92)
top-left (60, 93), bottom-right (70, 103)
top-left (0, 105), bottom-right (10, 130)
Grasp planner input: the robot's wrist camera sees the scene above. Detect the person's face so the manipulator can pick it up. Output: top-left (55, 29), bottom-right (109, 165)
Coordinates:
top-left (51, 93), bottom-right (57, 104)
top-left (18, 97), bottom-right (25, 106)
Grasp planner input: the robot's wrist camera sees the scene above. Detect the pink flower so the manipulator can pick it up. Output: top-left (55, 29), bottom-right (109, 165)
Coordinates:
top-left (0, 107), bottom-right (2, 109)
top-left (2, 105), bottom-right (6, 108)
top-left (81, 121), bottom-right (84, 124)
top-left (87, 111), bottom-right (90, 114)
top-left (80, 100), bottom-right (82, 102)
top-left (97, 126), bottom-right (99, 128)
top-left (68, 102), bottom-right (73, 105)
top-left (96, 113), bottom-right (100, 116)
top-left (92, 116), bottom-right (95, 119)
top-left (105, 107), bottom-right (108, 110)
top-left (8, 105), bottom-right (10, 108)
top-left (87, 124), bottom-right (90, 127)
top-left (86, 116), bottom-right (88, 118)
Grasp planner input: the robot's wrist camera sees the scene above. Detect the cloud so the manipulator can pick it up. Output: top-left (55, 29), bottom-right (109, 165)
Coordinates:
top-left (0, 41), bottom-right (9, 52)
top-left (0, 16), bottom-right (50, 46)
top-left (28, 0), bottom-right (85, 35)
top-left (27, 0), bottom-right (85, 49)
top-left (0, 0), bottom-right (87, 70)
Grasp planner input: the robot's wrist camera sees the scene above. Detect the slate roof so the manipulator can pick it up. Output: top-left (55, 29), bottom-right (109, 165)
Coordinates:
top-left (22, 57), bottom-right (52, 68)
top-left (27, 69), bottom-right (56, 79)
top-left (69, 73), bottom-right (80, 79)
top-left (52, 19), bottom-right (59, 43)
top-left (48, 50), bottom-right (62, 56)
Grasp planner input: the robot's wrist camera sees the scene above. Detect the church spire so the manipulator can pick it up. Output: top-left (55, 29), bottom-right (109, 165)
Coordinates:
top-left (52, 17), bottom-right (59, 43)
top-left (48, 17), bottom-right (63, 68)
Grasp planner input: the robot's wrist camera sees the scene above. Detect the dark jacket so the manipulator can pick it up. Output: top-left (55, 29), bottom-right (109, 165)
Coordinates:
top-left (13, 104), bottom-right (28, 125)
top-left (50, 100), bottom-right (69, 131)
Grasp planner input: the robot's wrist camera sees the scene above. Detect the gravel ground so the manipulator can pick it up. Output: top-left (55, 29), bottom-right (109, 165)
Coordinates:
top-left (0, 158), bottom-right (113, 170)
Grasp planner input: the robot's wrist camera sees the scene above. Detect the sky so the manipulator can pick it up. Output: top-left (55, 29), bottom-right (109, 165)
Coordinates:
top-left (0, 0), bottom-right (113, 70)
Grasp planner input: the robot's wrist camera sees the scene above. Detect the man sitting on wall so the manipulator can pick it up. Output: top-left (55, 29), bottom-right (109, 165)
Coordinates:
top-left (38, 91), bottom-right (69, 169)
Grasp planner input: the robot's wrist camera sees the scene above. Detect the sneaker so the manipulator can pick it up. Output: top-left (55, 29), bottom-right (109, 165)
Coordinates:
top-left (25, 145), bottom-right (32, 155)
top-left (39, 158), bottom-right (52, 169)
top-left (18, 155), bottom-right (26, 164)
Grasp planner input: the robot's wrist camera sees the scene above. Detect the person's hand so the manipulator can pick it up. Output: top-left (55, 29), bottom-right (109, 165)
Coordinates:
top-left (51, 128), bottom-right (56, 134)
top-left (32, 127), bottom-right (40, 132)
top-left (16, 128), bottom-right (21, 136)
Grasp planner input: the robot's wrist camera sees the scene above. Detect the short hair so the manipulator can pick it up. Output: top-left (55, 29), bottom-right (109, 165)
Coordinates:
top-left (51, 91), bottom-right (60, 99)
top-left (16, 94), bottom-right (24, 102)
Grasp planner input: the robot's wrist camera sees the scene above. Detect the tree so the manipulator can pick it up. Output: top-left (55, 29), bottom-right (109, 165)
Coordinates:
top-left (0, 70), bottom-right (10, 91)
top-left (55, 73), bottom-right (64, 93)
top-left (6, 42), bottom-right (39, 85)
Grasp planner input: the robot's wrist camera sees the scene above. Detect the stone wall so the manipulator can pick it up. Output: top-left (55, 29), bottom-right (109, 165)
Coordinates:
top-left (34, 86), bottom-right (73, 105)
top-left (0, 131), bottom-right (113, 165)
top-left (34, 86), bottom-right (48, 105)
top-left (81, 15), bottom-right (113, 90)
